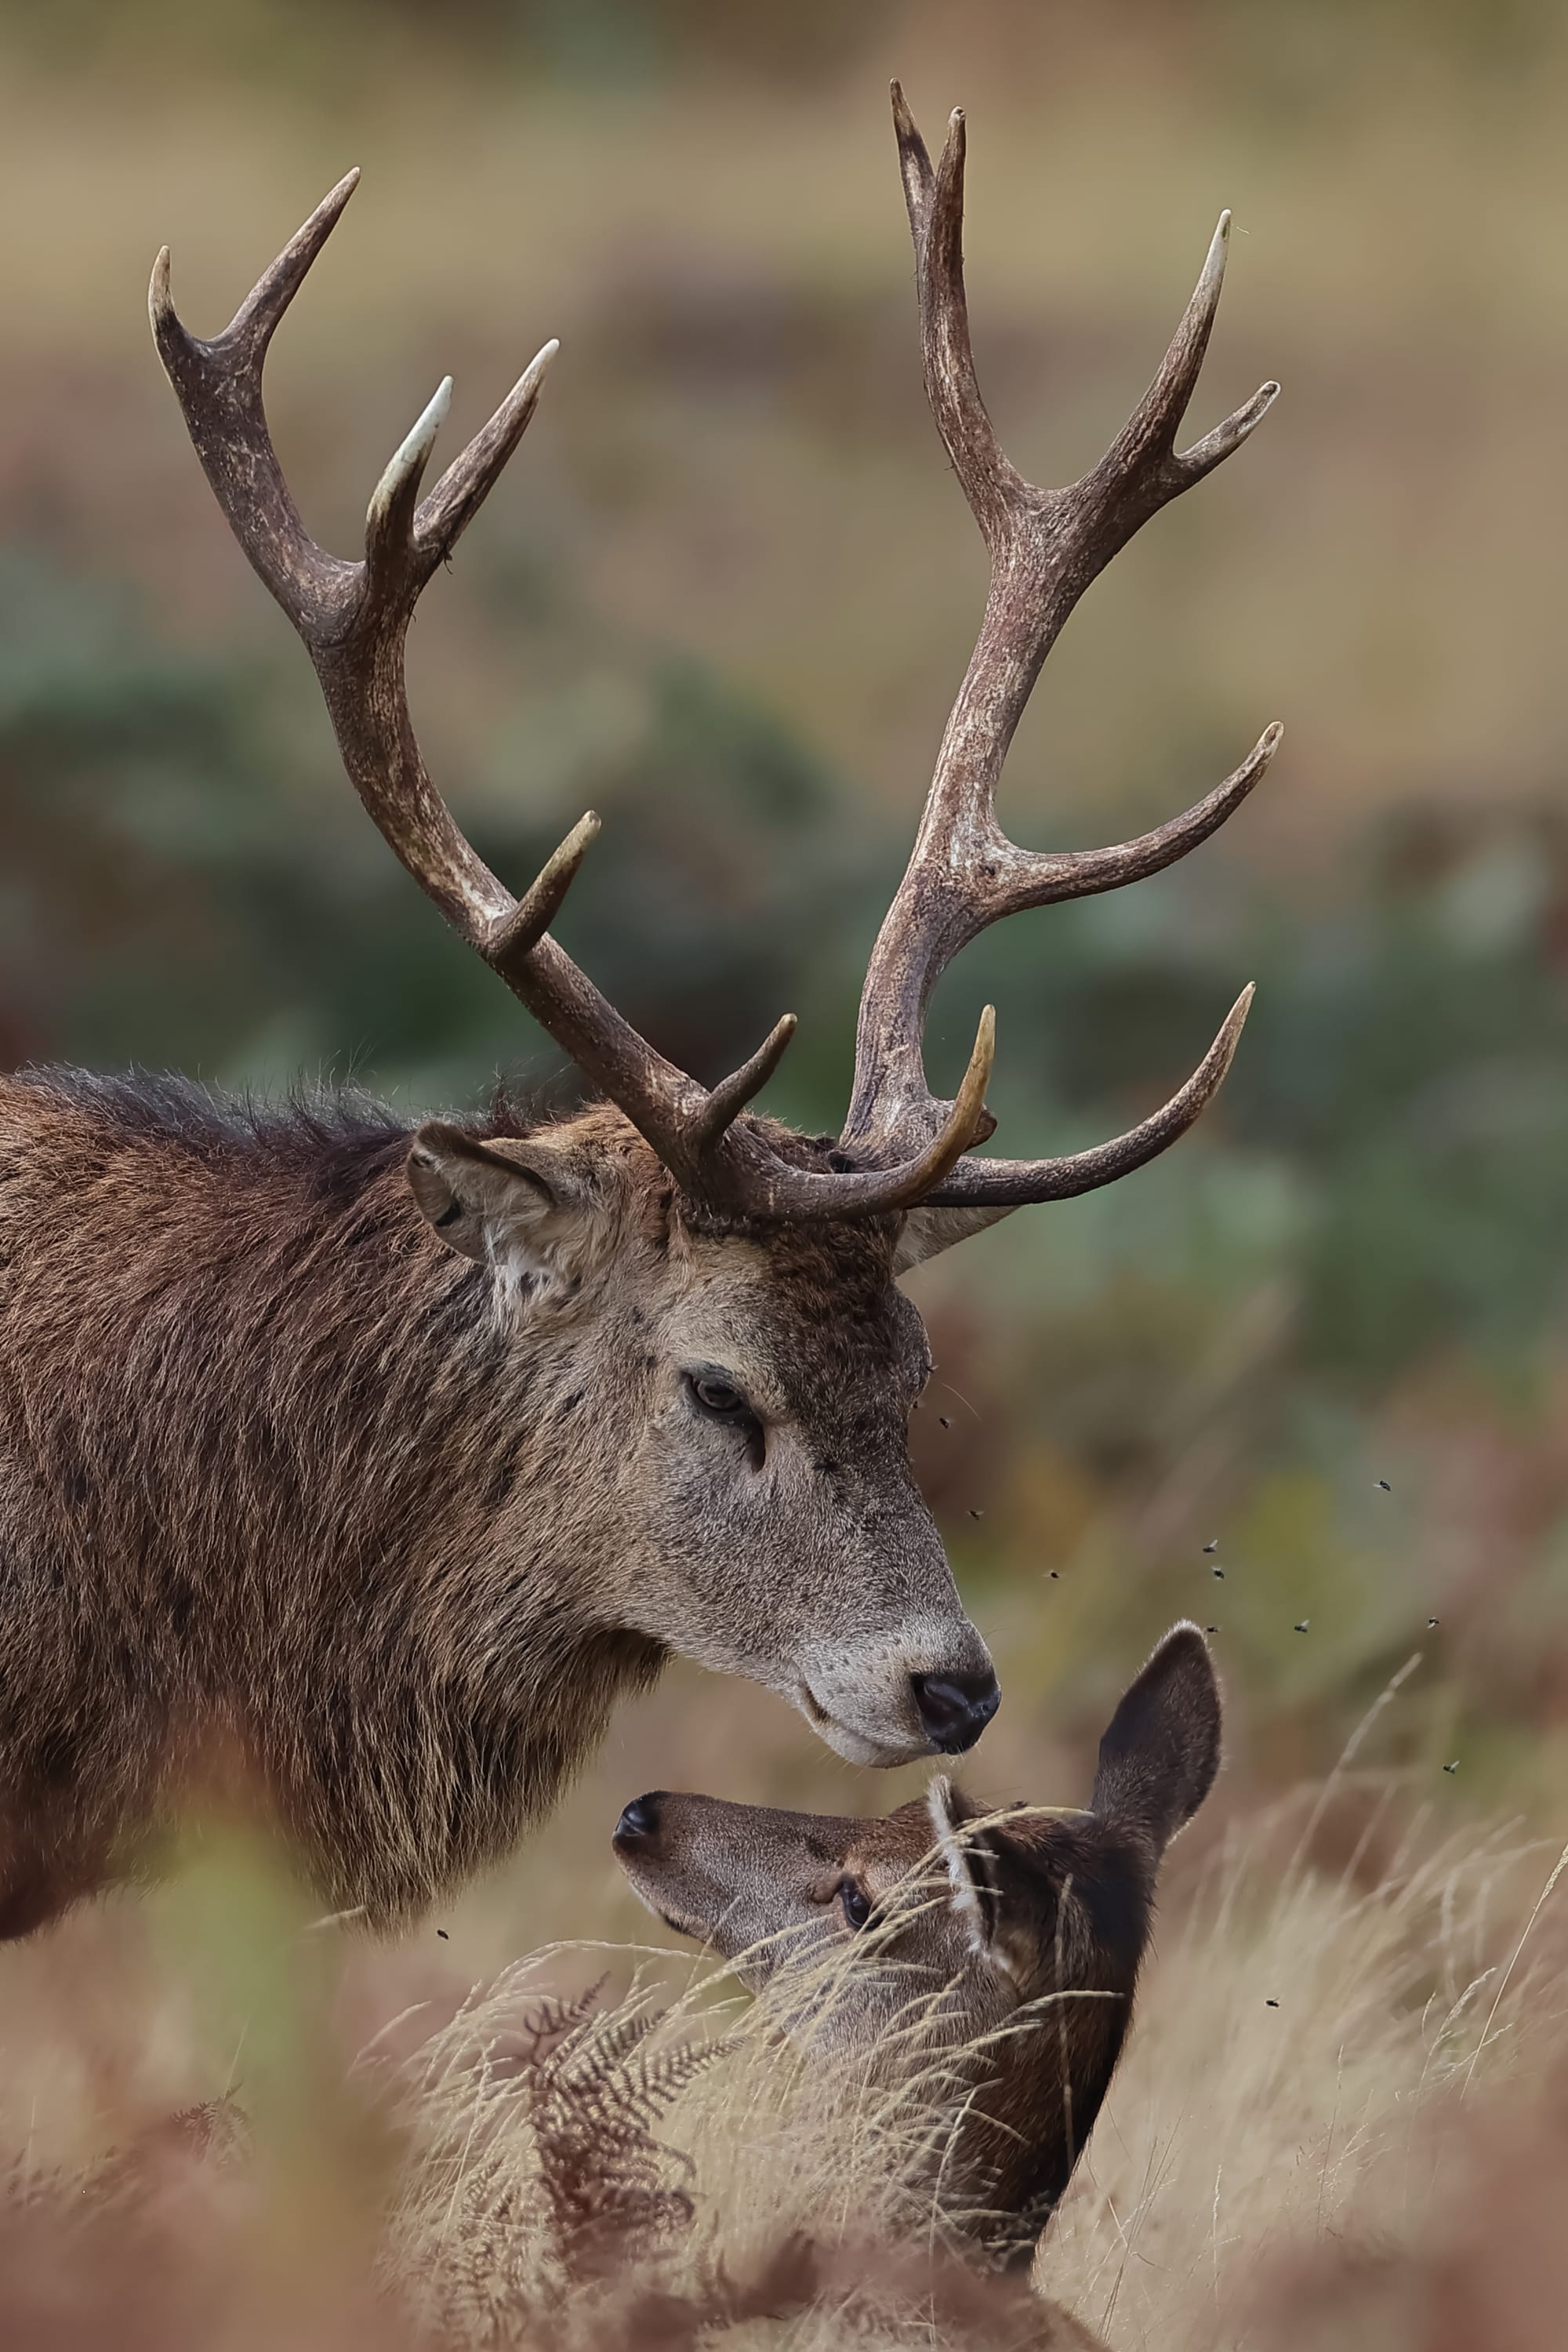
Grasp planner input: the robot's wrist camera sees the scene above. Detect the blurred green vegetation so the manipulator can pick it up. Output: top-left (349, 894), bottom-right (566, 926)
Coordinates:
top-left (8, 0), bottom-right (1568, 90)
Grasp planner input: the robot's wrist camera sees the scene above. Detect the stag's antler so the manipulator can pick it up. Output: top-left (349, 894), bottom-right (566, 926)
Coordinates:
top-left (150, 93), bottom-right (1277, 1225)
top-left (840, 86), bottom-right (1281, 1209)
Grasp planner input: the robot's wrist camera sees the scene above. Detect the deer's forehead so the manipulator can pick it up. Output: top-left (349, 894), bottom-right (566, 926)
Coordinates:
top-left (662, 1227), bottom-right (925, 1377)
top-left (847, 1807), bottom-right (946, 1880)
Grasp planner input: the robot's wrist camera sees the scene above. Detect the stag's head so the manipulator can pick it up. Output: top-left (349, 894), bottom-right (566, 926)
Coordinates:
top-left (151, 89), bottom-right (1278, 1765)
top-left (403, 1102), bottom-right (999, 1763)
top-left (614, 1624), bottom-right (1222, 2258)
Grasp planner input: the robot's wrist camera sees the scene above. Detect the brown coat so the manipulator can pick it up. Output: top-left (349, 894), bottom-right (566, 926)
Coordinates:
top-left (0, 1072), bottom-right (995, 1936)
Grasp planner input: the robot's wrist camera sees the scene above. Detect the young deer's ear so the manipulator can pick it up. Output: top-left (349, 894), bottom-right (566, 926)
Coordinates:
top-left (406, 1121), bottom-right (612, 1299)
top-left (1090, 1622), bottom-right (1222, 1856)
top-left (925, 1775), bottom-right (995, 1962)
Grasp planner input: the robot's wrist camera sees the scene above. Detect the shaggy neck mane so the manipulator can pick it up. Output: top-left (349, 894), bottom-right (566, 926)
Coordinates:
top-left (0, 1068), bottom-right (662, 1924)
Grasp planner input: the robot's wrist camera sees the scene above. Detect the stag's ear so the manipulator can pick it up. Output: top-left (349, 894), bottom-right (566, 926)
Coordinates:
top-left (894, 1204), bottom-right (1015, 1274)
top-left (406, 1121), bottom-right (611, 1294)
top-left (1090, 1623), bottom-right (1221, 1856)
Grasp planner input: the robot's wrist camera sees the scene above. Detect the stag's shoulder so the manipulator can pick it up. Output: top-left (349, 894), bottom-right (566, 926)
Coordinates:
top-left (0, 1066), bottom-right (416, 1200)
top-left (0, 1066), bottom-right (590, 1227)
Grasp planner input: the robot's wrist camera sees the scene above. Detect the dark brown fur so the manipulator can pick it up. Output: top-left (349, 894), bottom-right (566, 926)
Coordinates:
top-left (0, 1070), bottom-right (994, 1935)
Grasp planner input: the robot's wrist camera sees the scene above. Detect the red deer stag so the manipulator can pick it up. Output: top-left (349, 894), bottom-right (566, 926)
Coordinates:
top-left (0, 89), bottom-right (1276, 1937)
top-left (614, 1623), bottom-right (1221, 2271)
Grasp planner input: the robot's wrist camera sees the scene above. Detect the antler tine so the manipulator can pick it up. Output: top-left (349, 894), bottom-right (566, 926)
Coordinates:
top-left (892, 86), bottom-right (1031, 547)
top-left (840, 85), bottom-right (1279, 1211)
top-left (225, 168), bottom-right (363, 362)
top-left (888, 77), bottom-right (935, 229)
top-left (988, 720), bottom-right (1283, 922)
top-left (1109, 213), bottom-right (1282, 487)
top-left (364, 376), bottom-right (453, 598)
top-left (485, 813), bottom-right (603, 975)
top-left (1109, 211), bottom-right (1232, 474)
top-left (1178, 378), bottom-right (1280, 482)
top-left (416, 340), bottom-right (560, 568)
top-left (690, 1015), bottom-right (800, 1154)
top-left (922, 986), bottom-right (1254, 1208)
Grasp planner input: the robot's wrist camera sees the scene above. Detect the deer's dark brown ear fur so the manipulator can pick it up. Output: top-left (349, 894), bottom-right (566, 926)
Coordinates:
top-left (1089, 1622), bottom-right (1221, 1855)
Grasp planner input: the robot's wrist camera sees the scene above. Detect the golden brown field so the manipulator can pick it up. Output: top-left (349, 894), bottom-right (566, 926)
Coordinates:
top-left (4, 0), bottom-right (1568, 2341)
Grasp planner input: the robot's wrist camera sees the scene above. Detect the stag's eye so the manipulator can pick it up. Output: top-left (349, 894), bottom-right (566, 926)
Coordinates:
top-left (687, 1373), bottom-right (748, 1418)
top-left (839, 1880), bottom-right (873, 1932)
top-left (682, 1370), bottom-right (766, 1470)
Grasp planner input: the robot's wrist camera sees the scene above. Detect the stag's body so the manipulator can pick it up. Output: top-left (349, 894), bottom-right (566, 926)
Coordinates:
top-left (0, 1075), bottom-right (622, 1930)
top-left (0, 1073), bottom-right (963, 1934)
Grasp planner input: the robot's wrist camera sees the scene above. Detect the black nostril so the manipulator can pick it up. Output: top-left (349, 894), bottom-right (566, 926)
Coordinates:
top-left (910, 1669), bottom-right (1002, 1756)
top-left (613, 1791), bottom-right (664, 1847)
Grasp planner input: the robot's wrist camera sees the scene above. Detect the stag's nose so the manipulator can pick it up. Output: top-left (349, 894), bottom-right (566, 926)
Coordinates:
top-left (612, 1792), bottom-right (664, 1850)
top-left (910, 1668), bottom-right (1001, 1755)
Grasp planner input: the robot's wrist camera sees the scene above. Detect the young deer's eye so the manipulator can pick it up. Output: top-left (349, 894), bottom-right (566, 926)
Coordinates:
top-left (839, 1880), bottom-right (873, 1931)
top-left (687, 1374), bottom-right (749, 1418)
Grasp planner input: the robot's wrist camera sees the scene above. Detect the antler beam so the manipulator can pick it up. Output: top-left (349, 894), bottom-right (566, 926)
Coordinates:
top-left (838, 86), bottom-right (1281, 1203)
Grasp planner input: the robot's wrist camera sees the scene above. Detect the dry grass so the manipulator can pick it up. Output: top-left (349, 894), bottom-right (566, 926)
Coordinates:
top-left (2, 1751), bottom-right (1567, 2345)
top-left (1047, 1801), bottom-right (1566, 2343)
top-left (374, 1784), bottom-right (1566, 2346)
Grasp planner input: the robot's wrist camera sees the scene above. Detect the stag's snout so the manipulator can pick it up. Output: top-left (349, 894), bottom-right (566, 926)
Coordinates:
top-left (792, 1606), bottom-right (1000, 1766)
top-left (909, 1667), bottom-right (1000, 1755)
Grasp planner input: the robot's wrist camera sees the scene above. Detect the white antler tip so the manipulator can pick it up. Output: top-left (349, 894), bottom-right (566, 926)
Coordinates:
top-left (557, 810), bottom-right (601, 864)
top-left (410, 374), bottom-right (452, 446)
top-left (368, 377), bottom-right (453, 530)
top-left (508, 342), bottom-right (559, 407)
top-left (318, 167), bottom-right (362, 224)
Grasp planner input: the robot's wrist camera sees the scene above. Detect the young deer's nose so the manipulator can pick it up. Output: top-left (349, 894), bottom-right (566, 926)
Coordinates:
top-left (612, 1792), bottom-right (664, 1849)
top-left (910, 1668), bottom-right (1001, 1755)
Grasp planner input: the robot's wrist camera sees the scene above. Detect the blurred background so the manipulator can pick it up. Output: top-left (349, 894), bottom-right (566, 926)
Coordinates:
top-left (2, 0), bottom-right (1568, 1985)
